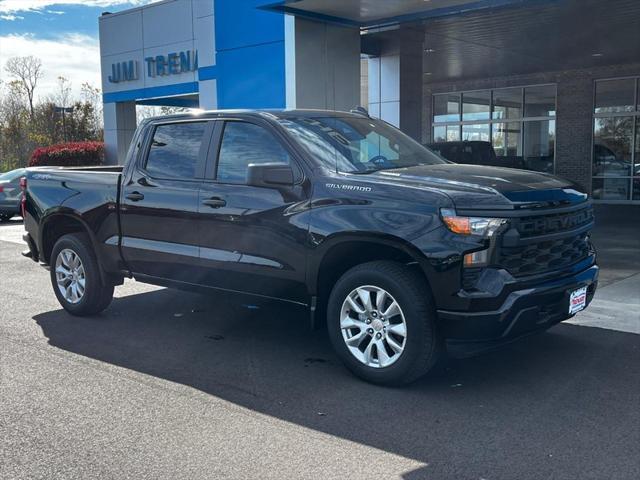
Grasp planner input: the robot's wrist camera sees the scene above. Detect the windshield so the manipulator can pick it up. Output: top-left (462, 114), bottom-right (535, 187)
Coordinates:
top-left (278, 116), bottom-right (447, 173)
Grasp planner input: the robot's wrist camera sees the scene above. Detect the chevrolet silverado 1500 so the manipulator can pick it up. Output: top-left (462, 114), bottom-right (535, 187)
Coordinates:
top-left (21, 109), bottom-right (598, 384)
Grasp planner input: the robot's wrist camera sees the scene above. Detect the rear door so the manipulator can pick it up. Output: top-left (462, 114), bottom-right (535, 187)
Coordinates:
top-left (196, 118), bottom-right (310, 303)
top-left (120, 119), bottom-right (214, 282)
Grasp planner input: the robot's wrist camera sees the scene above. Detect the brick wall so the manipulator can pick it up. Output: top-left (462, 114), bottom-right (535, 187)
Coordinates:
top-left (422, 63), bottom-right (640, 193)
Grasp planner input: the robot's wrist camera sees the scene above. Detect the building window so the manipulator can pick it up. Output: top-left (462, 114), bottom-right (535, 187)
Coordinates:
top-left (431, 84), bottom-right (556, 173)
top-left (594, 78), bottom-right (636, 114)
top-left (462, 90), bottom-right (490, 121)
top-left (433, 93), bottom-right (460, 123)
top-left (592, 77), bottom-right (640, 201)
top-left (524, 120), bottom-right (555, 173)
top-left (524, 85), bottom-right (556, 117)
top-left (492, 122), bottom-right (522, 158)
top-left (492, 87), bottom-right (522, 120)
top-left (462, 123), bottom-right (490, 142)
top-left (433, 125), bottom-right (460, 142)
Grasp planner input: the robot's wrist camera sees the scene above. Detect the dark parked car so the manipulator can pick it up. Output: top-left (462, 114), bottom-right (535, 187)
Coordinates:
top-left (426, 140), bottom-right (526, 170)
top-left (0, 168), bottom-right (26, 221)
top-left (21, 110), bottom-right (597, 385)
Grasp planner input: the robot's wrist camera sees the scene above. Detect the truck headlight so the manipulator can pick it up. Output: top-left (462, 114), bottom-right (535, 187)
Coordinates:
top-left (440, 208), bottom-right (506, 238)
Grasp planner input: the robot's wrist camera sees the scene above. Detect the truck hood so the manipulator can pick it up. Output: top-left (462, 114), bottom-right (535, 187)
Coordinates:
top-left (370, 164), bottom-right (587, 210)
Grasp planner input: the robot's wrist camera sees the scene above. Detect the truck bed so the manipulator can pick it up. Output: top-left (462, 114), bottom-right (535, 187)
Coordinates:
top-left (24, 166), bottom-right (123, 267)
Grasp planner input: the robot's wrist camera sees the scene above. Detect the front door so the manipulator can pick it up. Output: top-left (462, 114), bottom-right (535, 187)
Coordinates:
top-left (120, 120), bottom-right (213, 282)
top-left (197, 119), bottom-right (310, 303)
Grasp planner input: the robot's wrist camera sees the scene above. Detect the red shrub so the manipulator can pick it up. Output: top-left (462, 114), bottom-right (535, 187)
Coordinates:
top-left (29, 141), bottom-right (104, 167)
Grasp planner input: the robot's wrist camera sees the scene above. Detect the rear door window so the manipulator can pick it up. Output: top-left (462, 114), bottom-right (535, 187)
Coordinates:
top-left (145, 122), bottom-right (208, 179)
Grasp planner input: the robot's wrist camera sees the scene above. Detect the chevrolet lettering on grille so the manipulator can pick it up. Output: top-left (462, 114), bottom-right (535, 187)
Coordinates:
top-left (519, 208), bottom-right (593, 236)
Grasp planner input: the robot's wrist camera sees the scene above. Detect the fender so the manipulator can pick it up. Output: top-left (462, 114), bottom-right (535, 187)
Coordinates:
top-left (306, 231), bottom-right (438, 295)
top-left (39, 209), bottom-right (117, 285)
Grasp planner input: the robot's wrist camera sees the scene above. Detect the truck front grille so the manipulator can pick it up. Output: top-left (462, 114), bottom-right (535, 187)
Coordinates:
top-left (498, 232), bottom-right (590, 277)
top-left (516, 206), bottom-right (593, 238)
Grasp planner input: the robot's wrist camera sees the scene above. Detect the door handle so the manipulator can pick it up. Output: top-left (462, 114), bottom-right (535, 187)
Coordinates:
top-left (126, 191), bottom-right (145, 201)
top-left (202, 197), bottom-right (226, 208)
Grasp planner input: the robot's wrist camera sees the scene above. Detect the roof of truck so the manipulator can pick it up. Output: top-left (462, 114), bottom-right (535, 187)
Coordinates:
top-left (142, 108), bottom-right (369, 123)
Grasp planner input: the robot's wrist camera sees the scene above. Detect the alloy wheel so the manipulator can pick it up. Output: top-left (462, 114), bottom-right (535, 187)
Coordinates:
top-left (339, 285), bottom-right (407, 368)
top-left (55, 248), bottom-right (86, 304)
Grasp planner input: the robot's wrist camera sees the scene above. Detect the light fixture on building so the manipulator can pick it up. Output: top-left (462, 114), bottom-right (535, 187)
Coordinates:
top-left (424, 48), bottom-right (436, 54)
top-left (591, 53), bottom-right (604, 57)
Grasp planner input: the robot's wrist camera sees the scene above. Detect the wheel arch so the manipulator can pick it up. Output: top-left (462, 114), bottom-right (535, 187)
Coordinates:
top-left (309, 233), bottom-right (435, 327)
top-left (39, 211), bottom-right (110, 284)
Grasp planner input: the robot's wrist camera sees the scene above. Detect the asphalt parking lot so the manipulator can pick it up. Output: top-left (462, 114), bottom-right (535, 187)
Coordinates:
top-left (1, 210), bottom-right (639, 480)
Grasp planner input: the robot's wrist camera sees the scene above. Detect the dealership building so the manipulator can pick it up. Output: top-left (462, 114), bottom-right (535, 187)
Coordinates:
top-left (99, 0), bottom-right (640, 203)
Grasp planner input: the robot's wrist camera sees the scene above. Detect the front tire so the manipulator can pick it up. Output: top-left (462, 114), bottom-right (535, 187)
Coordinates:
top-left (50, 233), bottom-right (114, 316)
top-left (327, 261), bottom-right (442, 385)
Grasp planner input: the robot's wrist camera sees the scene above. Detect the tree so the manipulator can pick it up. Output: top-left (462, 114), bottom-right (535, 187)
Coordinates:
top-left (0, 66), bottom-right (104, 172)
top-left (5, 56), bottom-right (43, 118)
top-left (81, 82), bottom-right (103, 139)
top-left (55, 76), bottom-right (72, 109)
top-left (0, 80), bottom-right (31, 170)
top-left (66, 101), bottom-right (101, 142)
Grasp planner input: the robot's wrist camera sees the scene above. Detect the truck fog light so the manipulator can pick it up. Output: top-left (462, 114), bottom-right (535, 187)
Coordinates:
top-left (464, 249), bottom-right (489, 266)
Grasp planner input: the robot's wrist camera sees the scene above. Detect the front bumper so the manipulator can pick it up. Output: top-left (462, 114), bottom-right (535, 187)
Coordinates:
top-left (438, 261), bottom-right (598, 343)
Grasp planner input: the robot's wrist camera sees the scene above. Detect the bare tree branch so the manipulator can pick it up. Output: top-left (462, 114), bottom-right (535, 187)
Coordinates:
top-left (5, 56), bottom-right (43, 118)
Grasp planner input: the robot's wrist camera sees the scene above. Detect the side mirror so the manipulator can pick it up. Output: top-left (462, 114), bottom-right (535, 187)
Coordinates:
top-left (247, 163), bottom-right (294, 188)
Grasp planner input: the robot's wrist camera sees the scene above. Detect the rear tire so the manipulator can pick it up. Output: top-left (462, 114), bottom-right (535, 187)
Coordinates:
top-left (327, 261), bottom-right (442, 385)
top-left (50, 233), bottom-right (114, 316)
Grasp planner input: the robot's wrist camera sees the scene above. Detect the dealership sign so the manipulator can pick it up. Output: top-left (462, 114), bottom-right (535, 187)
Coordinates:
top-left (108, 50), bottom-right (198, 83)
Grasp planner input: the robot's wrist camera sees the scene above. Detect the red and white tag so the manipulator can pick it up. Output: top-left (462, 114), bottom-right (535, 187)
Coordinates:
top-left (569, 286), bottom-right (588, 315)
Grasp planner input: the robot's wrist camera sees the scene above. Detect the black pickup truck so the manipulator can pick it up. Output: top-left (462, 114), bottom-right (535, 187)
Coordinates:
top-left (21, 109), bottom-right (598, 384)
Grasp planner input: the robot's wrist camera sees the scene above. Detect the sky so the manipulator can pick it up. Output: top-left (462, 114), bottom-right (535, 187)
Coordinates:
top-left (0, 0), bottom-right (155, 100)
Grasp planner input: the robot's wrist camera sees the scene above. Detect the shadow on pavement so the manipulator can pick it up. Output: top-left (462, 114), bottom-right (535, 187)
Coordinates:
top-left (33, 287), bottom-right (640, 479)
